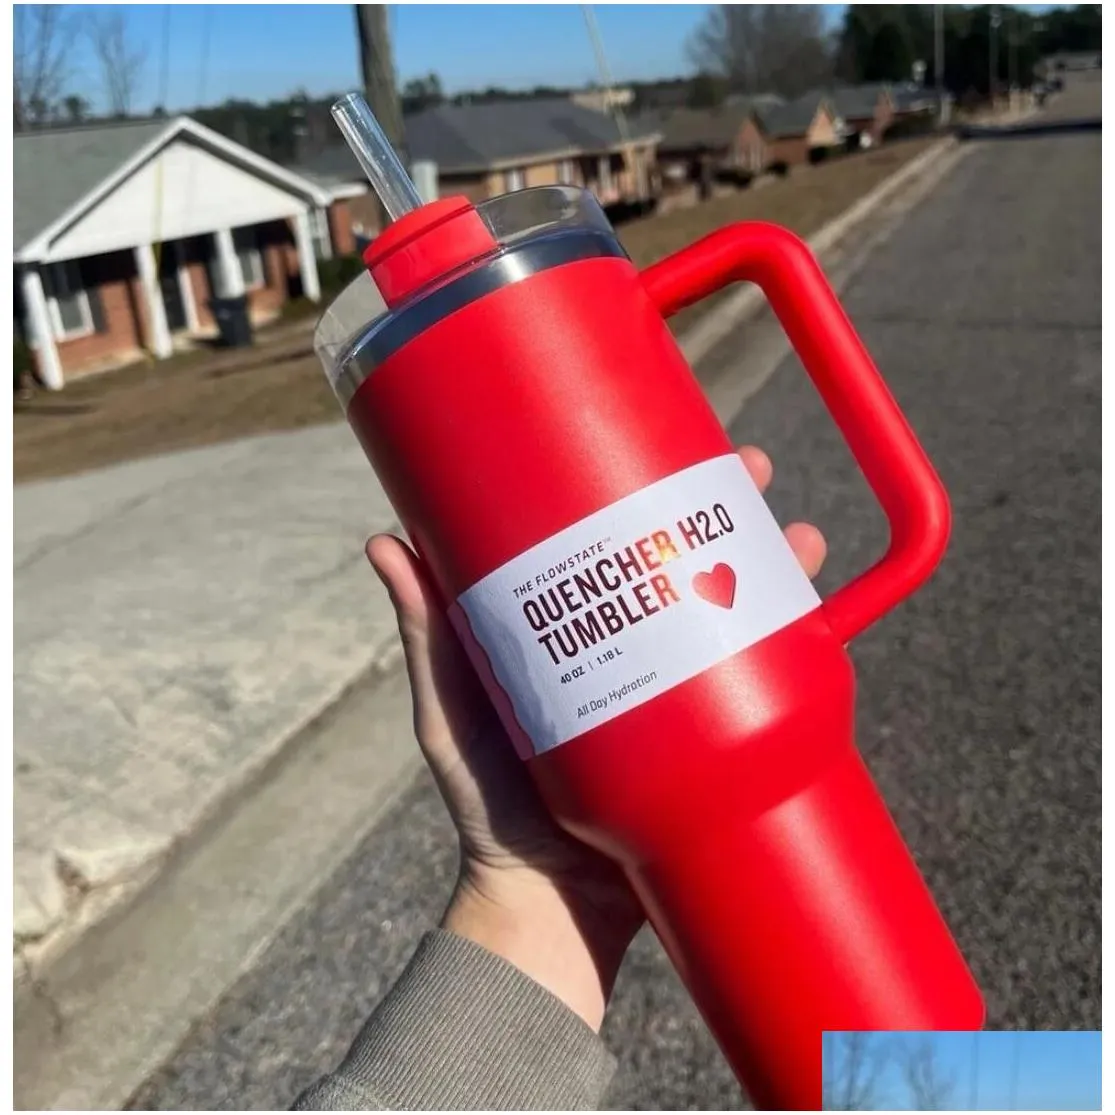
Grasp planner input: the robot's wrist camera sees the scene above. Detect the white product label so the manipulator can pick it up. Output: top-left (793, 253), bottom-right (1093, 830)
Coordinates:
top-left (451, 453), bottom-right (821, 756)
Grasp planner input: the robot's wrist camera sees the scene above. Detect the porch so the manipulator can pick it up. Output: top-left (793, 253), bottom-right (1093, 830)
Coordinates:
top-left (19, 222), bottom-right (317, 384)
top-left (15, 117), bottom-right (328, 389)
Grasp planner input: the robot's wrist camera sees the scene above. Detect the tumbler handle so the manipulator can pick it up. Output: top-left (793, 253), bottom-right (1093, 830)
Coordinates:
top-left (641, 221), bottom-right (950, 644)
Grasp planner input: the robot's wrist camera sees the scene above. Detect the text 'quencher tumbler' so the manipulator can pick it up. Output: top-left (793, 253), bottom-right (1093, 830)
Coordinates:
top-left (315, 93), bottom-right (985, 1110)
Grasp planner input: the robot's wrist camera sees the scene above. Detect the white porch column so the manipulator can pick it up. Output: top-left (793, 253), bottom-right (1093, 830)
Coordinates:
top-left (213, 228), bottom-right (246, 298)
top-left (19, 265), bottom-right (63, 390)
top-left (133, 242), bottom-right (173, 359)
top-left (412, 161), bottom-right (439, 204)
top-left (293, 209), bottom-right (321, 303)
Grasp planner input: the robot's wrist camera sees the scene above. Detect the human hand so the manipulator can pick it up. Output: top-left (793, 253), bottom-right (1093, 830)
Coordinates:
top-left (367, 446), bottom-right (827, 1032)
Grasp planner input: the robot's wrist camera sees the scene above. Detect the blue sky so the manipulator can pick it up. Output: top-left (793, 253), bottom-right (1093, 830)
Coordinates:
top-left (58, 2), bottom-right (1064, 115)
top-left (825, 1031), bottom-right (1103, 1111)
top-left (61, 3), bottom-right (847, 113)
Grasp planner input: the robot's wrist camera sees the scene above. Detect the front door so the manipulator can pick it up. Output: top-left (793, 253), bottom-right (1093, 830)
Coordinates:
top-left (158, 245), bottom-right (188, 333)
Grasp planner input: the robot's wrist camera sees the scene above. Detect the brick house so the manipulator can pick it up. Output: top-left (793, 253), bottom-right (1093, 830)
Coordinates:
top-left (402, 98), bottom-right (662, 209)
top-left (751, 95), bottom-right (844, 170)
top-left (887, 83), bottom-right (951, 133)
top-left (14, 116), bottom-right (355, 388)
top-left (799, 83), bottom-right (947, 150)
top-left (811, 84), bottom-right (894, 149)
top-left (285, 144), bottom-right (383, 247)
top-left (650, 95), bottom-right (786, 182)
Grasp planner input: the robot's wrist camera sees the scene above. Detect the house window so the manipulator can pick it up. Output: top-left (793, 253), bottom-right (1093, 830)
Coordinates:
top-left (558, 159), bottom-right (575, 184)
top-left (504, 167), bottom-right (525, 192)
top-left (233, 227), bottom-right (266, 289)
top-left (46, 260), bottom-right (94, 340)
top-left (311, 208), bottom-right (334, 261)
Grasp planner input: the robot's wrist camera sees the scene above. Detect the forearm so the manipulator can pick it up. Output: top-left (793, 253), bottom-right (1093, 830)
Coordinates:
top-left (293, 929), bottom-right (616, 1111)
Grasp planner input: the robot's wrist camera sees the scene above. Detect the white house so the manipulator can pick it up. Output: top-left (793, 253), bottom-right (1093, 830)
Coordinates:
top-left (14, 115), bottom-right (365, 388)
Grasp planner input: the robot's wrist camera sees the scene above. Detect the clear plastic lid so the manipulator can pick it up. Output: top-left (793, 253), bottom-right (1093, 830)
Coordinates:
top-left (313, 184), bottom-right (618, 398)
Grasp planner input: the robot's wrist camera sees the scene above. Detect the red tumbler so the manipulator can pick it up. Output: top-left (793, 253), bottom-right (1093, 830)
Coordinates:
top-left (314, 94), bottom-right (984, 1109)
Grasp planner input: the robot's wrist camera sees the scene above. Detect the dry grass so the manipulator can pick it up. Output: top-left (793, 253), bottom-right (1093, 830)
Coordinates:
top-left (14, 137), bottom-right (940, 484)
top-left (617, 136), bottom-right (939, 335)
top-left (14, 326), bottom-right (339, 482)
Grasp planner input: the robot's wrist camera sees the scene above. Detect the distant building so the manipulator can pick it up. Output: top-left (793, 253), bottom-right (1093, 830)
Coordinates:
top-left (283, 144), bottom-right (383, 245)
top-left (298, 98), bottom-right (662, 216)
top-left (808, 84), bottom-right (896, 147)
top-left (750, 94), bottom-right (844, 169)
top-left (570, 87), bottom-right (635, 113)
top-left (1038, 51), bottom-right (1101, 76)
top-left (14, 116), bottom-right (355, 387)
top-left (406, 98), bottom-right (661, 208)
top-left (648, 95), bottom-right (788, 182)
top-left (888, 82), bottom-right (952, 131)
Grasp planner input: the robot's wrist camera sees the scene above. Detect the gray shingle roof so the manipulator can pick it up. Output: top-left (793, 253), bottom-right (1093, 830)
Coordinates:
top-left (889, 83), bottom-right (945, 112)
top-left (650, 95), bottom-right (784, 154)
top-left (14, 119), bottom-right (170, 251)
top-left (289, 144), bottom-right (366, 186)
top-left (651, 105), bottom-right (752, 153)
top-left (822, 83), bottom-right (890, 121)
top-left (755, 93), bottom-right (829, 139)
top-left (403, 98), bottom-right (659, 172)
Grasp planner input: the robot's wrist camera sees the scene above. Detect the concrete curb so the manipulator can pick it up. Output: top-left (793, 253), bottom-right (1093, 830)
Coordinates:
top-left (14, 133), bottom-right (968, 1109)
top-left (680, 134), bottom-right (958, 369)
top-left (15, 661), bottom-right (421, 1111)
top-left (14, 621), bottom-right (405, 969)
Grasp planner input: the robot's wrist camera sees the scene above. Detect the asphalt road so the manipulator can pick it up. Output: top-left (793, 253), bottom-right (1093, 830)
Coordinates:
top-left (133, 106), bottom-right (1100, 1111)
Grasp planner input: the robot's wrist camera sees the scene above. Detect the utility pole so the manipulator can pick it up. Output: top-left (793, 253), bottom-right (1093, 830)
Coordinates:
top-left (934, 4), bottom-right (944, 90)
top-left (1008, 10), bottom-right (1019, 103)
top-left (989, 5), bottom-right (1001, 106)
top-left (934, 4), bottom-right (946, 123)
top-left (354, 4), bottom-right (405, 231)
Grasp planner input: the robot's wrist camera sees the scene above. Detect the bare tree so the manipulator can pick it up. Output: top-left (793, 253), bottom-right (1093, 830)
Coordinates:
top-left (88, 9), bottom-right (147, 117)
top-left (14, 5), bottom-right (78, 130)
top-left (823, 1032), bottom-right (889, 1110)
top-left (899, 1036), bottom-right (955, 1111)
top-left (688, 5), bottom-right (835, 98)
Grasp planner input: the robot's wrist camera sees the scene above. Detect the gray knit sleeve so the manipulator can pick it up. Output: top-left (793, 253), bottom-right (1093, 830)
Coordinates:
top-left (293, 929), bottom-right (616, 1111)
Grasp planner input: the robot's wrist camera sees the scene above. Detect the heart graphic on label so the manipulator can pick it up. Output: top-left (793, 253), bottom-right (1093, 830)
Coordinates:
top-left (692, 563), bottom-right (737, 609)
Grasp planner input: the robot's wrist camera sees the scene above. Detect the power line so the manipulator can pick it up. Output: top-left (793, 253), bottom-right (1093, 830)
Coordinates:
top-left (157, 3), bottom-right (171, 108)
top-left (151, 4), bottom-right (172, 301)
top-left (581, 4), bottom-right (630, 144)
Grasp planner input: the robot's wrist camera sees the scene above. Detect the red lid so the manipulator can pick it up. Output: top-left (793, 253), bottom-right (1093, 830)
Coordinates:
top-left (362, 196), bottom-right (500, 308)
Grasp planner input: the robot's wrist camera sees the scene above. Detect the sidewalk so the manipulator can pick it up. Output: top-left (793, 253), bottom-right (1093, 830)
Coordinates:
top-left (14, 422), bottom-right (400, 949)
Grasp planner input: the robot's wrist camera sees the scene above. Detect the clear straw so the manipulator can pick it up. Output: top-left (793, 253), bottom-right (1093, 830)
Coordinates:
top-left (331, 91), bottom-right (423, 222)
